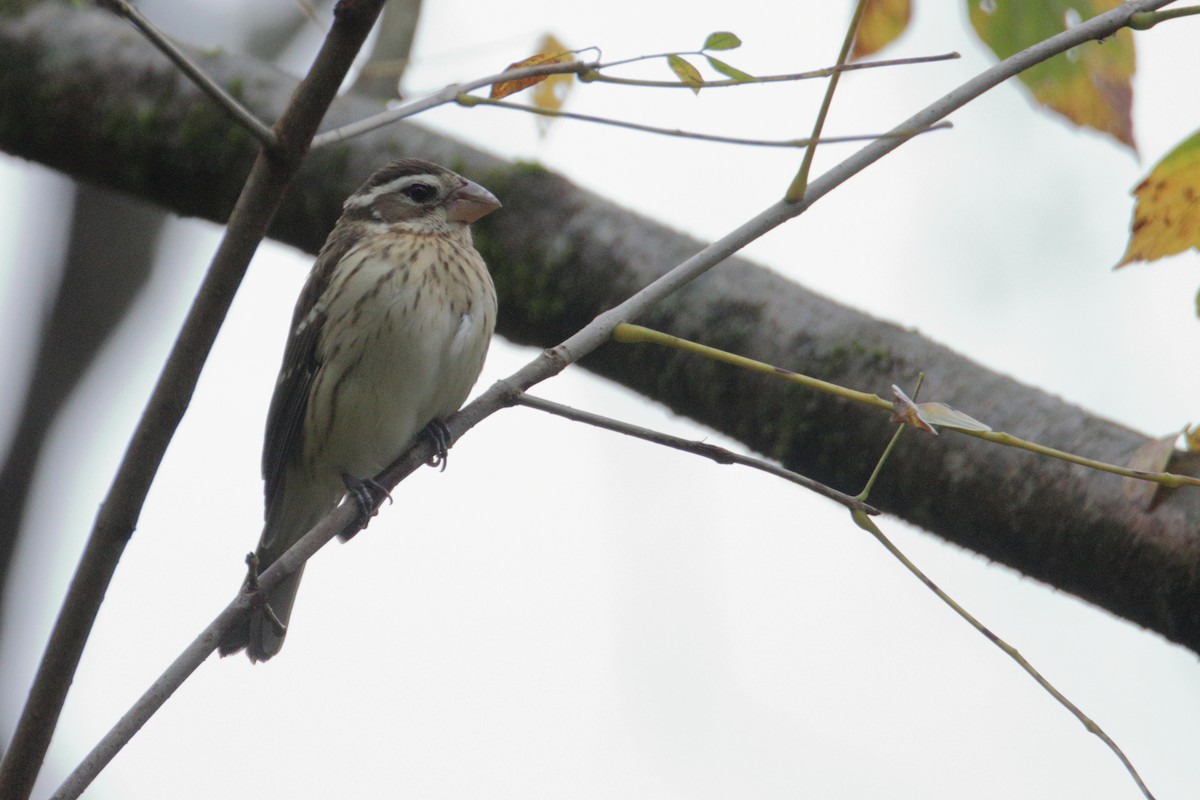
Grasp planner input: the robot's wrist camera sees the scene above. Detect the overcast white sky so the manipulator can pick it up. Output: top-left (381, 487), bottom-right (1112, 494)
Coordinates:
top-left (3, 2), bottom-right (1200, 799)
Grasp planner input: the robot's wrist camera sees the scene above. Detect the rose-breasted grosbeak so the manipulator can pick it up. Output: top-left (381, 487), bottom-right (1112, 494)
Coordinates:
top-left (220, 159), bottom-right (500, 662)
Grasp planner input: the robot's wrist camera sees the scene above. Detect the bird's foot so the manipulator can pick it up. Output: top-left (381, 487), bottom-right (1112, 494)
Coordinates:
top-left (242, 551), bottom-right (261, 591)
top-left (422, 419), bottom-right (452, 472)
top-left (219, 552), bottom-right (286, 657)
top-left (341, 473), bottom-right (392, 538)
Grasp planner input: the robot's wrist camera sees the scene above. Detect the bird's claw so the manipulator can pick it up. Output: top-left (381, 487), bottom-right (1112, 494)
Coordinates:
top-left (242, 551), bottom-right (260, 591)
top-left (423, 419), bottom-right (452, 472)
top-left (241, 551), bottom-right (284, 634)
top-left (341, 473), bottom-right (391, 536)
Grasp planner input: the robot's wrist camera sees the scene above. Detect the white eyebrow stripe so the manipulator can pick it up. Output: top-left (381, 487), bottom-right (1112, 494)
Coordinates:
top-left (344, 175), bottom-right (437, 209)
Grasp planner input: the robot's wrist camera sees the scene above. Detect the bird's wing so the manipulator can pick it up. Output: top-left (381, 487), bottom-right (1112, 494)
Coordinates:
top-left (261, 236), bottom-right (353, 523)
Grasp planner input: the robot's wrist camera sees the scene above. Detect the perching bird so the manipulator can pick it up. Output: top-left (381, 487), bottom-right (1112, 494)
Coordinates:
top-left (219, 159), bottom-right (500, 662)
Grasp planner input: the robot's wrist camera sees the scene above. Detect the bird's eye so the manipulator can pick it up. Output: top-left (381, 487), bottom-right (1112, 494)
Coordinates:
top-left (401, 182), bottom-right (437, 203)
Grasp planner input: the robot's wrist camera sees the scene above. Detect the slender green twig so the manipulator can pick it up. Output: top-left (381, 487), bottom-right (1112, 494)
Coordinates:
top-left (93, 0), bottom-right (277, 148)
top-left (458, 94), bottom-right (950, 148)
top-left (1129, 5), bottom-right (1200, 28)
top-left (613, 323), bottom-right (1200, 489)
top-left (857, 375), bottom-right (924, 501)
top-left (787, 0), bottom-right (869, 200)
top-left (614, 322), bottom-right (891, 407)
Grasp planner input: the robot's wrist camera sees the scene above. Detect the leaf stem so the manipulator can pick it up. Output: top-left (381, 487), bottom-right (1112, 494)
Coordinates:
top-left (1129, 5), bottom-right (1200, 28)
top-left (858, 375), bottom-right (924, 502)
top-left (787, 0), bottom-right (869, 200)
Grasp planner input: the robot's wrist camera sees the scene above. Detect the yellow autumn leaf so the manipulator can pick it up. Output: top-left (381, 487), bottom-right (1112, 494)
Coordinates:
top-left (491, 34), bottom-right (573, 101)
top-left (531, 34), bottom-right (574, 125)
top-left (1117, 129), bottom-right (1200, 267)
top-left (968, 0), bottom-right (1136, 149)
top-left (852, 0), bottom-right (912, 61)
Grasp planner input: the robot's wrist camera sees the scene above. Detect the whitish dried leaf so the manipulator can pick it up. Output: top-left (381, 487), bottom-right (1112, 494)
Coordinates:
top-left (917, 402), bottom-right (992, 433)
top-left (890, 385), bottom-right (937, 434)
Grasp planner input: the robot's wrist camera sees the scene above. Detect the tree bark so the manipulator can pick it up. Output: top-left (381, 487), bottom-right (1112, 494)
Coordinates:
top-left (2, 2), bottom-right (1198, 653)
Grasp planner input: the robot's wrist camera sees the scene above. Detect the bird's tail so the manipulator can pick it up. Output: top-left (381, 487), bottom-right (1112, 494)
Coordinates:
top-left (218, 561), bottom-right (310, 662)
top-left (219, 479), bottom-right (337, 662)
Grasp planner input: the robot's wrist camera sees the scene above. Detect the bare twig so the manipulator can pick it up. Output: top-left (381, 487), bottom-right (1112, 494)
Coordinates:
top-left (94, 0), bottom-right (278, 147)
top-left (310, 59), bottom-right (599, 148)
top-left (314, 48), bottom-right (958, 151)
top-left (515, 393), bottom-right (878, 513)
top-left (0, 2), bottom-right (388, 799)
top-left (458, 94), bottom-right (951, 148)
top-left (587, 51), bottom-right (960, 88)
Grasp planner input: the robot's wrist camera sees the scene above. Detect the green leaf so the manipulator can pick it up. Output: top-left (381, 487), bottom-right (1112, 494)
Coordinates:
top-left (703, 31), bottom-right (742, 51)
top-left (706, 55), bottom-right (754, 83)
top-left (667, 54), bottom-right (703, 93)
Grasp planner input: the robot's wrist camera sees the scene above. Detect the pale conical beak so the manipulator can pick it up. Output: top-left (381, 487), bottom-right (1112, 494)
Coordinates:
top-left (445, 179), bottom-right (501, 223)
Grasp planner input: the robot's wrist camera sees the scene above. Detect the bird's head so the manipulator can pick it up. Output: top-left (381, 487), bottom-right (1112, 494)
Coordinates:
top-left (342, 159), bottom-right (501, 233)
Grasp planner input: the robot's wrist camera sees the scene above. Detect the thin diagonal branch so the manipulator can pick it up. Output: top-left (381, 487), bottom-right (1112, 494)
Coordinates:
top-left (0, 2), bottom-right (387, 798)
top-left (789, 0), bottom-right (868, 199)
top-left (852, 510), bottom-right (1156, 799)
top-left (458, 94), bottom-right (952, 148)
top-left (94, 0), bottom-right (278, 147)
